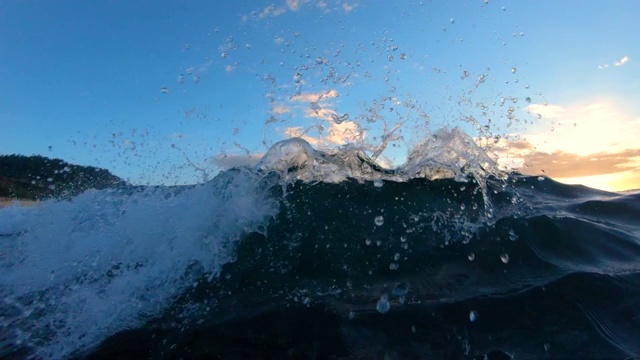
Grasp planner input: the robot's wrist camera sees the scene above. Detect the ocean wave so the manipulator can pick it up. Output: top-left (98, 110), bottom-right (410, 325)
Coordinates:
top-left (1, 137), bottom-right (639, 359)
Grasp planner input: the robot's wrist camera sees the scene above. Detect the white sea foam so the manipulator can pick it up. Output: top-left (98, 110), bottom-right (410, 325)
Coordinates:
top-left (0, 169), bottom-right (277, 359)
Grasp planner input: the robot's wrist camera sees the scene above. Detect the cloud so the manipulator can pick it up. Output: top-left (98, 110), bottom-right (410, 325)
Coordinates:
top-left (304, 107), bottom-right (337, 121)
top-left (599, 55), bottom-right (630, 69)
top-left (491, 101), bottom-right (640, 191)
top-left (286, 0), bottom-right (300, 11)
top-left (258, 5), bottom-right (287, 18)
top-left (615, 55), bottom-right (630, 67)
top-left (284, 126), bottom-right (320, 145)
top-left (523, 101), bottom-right (640, 155)
top-left (285, 121), bottom-right (363, 146)
top-left (271, 104), bottom-right (291, 115)
top-left (324, 121), bottom-right (363, 145)
top-left (526, 103), bottom-right (565, 119)
top-left (290, 89), bottom-right (339, 102)
top-left (342, 2), bottom-right (356, 13)
top-left (211, 153), bottom-right (263, 169)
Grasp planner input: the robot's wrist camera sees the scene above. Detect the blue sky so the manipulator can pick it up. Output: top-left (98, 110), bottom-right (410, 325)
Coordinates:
top-left (1, 1), bottom-right (638, 189)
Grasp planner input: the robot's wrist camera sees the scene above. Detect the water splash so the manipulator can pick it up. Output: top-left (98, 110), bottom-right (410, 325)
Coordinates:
top-left (0, 169), bottom-right (278, 359)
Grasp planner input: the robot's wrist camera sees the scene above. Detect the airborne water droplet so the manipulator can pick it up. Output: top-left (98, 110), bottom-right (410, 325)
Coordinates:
top-left (365, 239), bottom-right (372, 246)
top-left (511, 67), bottom-right (517, 74)
top-left (469, 310), bottom-right (479, 322)
top-left (376, 294), bottom-right (391, 314)
top-left (508, 229), bottom-right (518, 241)
top-left (500, 253), bottom-right (510, 264)
top-left (374, 215), bottom-right (384, 226)
top-left (400, 235), bottom-right (407, 242)
top-left (393, 253), bottom-right (400, 261)
top-left (389, 263), bottom-right (399, 270)
top-left (468, 252), bottom-right (475, 261)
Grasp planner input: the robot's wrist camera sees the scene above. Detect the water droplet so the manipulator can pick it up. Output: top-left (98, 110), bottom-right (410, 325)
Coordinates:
top-left (468, 252), bottom-right (475, 261)
top-left (483, 0), bottom-right (489, 4)
top-left (374, 215), bottom-right (384, 226)
top-left (449, 18), bottom-right (455, 24)
top-left (399, 53), bottom-right (406, 60)
top-left (365, 239), bottom-right (372, 246)
top-left (393, 253), bottom-right (400, 261)
top-left (331, 113), bottom-right (349, 124)
top-left (500, 253), bottom-right (510, 264)
top-left (293, 72), bottom-right (302, 83)
top-left (388, 55), bottom-right (394, 61)
top-left (316, 57), bottom-right (324, 64)
top-left (389, 263), bottom-right (399, 270)
top-left (460, 203), bottom-right (466, 210)
top-left (502, 6), bottom-right (506, 11)
top-left (400, 235), bottom-right (407, 242)
top-left (411, 325), bottom-right (416, 333)
top-left (544, 343), bottom-right (551, 352)
top-left (221, 52), bottom-right (228, 58)
top-left (376, 239), bottom-right (382, 246)
top-left (469, 310), bottom-right (479, 322)
top-left (348, 311), bottom-right (355, 320)
top-left (376, 294), bottom-right (391, 314)
top-left (160, 87), bottom-right (170, 94)
top-left (511, 67), bottom-right (517, 74)
top-left (538, 176), bottom-right (545, 181)
top-left (393, 283), bottom-right (409, 296)
top-left (508, 230), bottom-right (518, 241)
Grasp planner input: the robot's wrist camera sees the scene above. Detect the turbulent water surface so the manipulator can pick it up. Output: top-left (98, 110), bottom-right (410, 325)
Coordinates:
top-left (1, 136), bottom-right (640, 359)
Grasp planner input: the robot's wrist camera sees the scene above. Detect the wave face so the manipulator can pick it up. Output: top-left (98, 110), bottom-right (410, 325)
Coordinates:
top-left (2, 137), bottom-right (640, 359)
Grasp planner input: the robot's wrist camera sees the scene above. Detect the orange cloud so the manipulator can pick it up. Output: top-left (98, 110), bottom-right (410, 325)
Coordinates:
top-left (492, 101), bottom-right (640, 191)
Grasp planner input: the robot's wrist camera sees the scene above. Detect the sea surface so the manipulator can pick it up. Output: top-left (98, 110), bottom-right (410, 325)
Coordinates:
top-left (1, 135), bottom-right (640, 359)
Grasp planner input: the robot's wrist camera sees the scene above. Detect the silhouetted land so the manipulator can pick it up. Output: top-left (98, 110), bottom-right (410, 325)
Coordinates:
top-left (0, 154), bottom-right (125, 200)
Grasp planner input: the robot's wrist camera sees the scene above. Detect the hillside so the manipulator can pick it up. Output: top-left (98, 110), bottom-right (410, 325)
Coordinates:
top-left (0, 154), bottom-right (126, 200)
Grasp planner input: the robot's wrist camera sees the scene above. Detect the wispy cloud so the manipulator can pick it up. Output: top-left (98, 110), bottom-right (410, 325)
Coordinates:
top-left (243, 1), bottom-right (356, 22)
top-left (286, 0), bottom-right (300, 11)
top-left (271, 104), bottom-right (291, 115)
top-left (290, 89), bottom-right (339, 102)
top-left (599, 55), bottom-right (630, 69)
top-left (342, 2), bottom-right (357, 13)
top-left (526, 103), bottom-right (565, 119)
top-left (615, 55), bottom-right (630, 66)
top-left (211, 153), bottom-right (263, 169)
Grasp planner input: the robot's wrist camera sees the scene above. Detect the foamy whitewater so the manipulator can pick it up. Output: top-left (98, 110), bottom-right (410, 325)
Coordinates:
top-left (2, 128), bottom-right (640, 359)
top-left (0, 169), bottom-right (278, 358)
